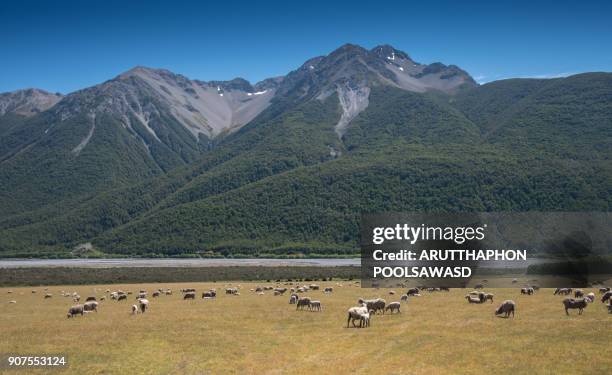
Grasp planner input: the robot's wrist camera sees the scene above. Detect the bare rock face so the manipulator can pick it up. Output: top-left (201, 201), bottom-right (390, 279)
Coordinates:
top-left (276, 44), bottom-right (476, 137)
top-left (0, 88), bottom-right (62, 116)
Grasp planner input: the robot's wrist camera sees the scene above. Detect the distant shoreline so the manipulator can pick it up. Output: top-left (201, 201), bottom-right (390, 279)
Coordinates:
top-left (0, 258), bottom-right (361, 269)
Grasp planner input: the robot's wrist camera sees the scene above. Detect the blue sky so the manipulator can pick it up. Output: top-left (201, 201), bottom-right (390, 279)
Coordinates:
top-left (1, 0), bottom-right (611, 93)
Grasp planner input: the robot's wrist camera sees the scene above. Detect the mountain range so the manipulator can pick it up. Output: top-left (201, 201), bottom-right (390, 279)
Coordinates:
top-left (0, 43), bottom-right (610, 257)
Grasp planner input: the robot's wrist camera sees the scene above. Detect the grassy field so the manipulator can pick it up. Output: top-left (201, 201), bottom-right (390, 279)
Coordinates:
top-left (1, 281), bottom-right (611, 375)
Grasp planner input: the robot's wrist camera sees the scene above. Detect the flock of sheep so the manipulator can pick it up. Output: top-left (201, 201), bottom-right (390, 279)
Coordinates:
top-left (6, 281), bottom-right (612, 327)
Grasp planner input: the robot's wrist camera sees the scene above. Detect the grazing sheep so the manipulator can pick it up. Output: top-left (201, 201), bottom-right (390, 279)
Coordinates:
top-left (274, 288), bottom-right (287, 295)
top-left (131, 305), bottom-right (139, 315)
top-left (296, 297), bottom-right (311, 310)
top-left (407, 288), bottom-right (419, 296)
top-left (85, 296), bottom-right (96, 302)
top-left (182, 288), bottom-right (196, 293)
top-left (137, 292), bottom-right (147, 299)
top-left (324, 287), bottom-right (333, 293)
top-left (117, 294), bottom-right (127, 302)
top-left (599, 287), bottom-right (610, 294)
top-left (601, 291), bottom-right (612, 303)
top-left (389, 291), bottom-right (396, 295)
top-left (483, 293), bottom-right (494, 303)
top-left (184, 292), bottom-right (196, 300)
top-left (201, 291), bottom-right (216, 299)
top-left (347, 303), bottom-right (369, 328)
top-left (563, 298), bottom-right (588, 315)
top-left (67, 304), bottom-right (84, 318)
top-left (554, 288), bottom-right (572, 295)
top-left (358, 298), bottom-right (386, 314)
top-left (152, 291), bottom-right (160, 298)
top-left (309, 301), bottom-right (322, 311)
top-left (521, 288), bottom-right (534, 295)
top-left (574, 289), bottom-right (584, 298)
top-left (84, 301), bottom-right (98, 312)
top-left (512, 278), bottom-right (518, 284)
top-left (585, 292), bottom-right (596, 303)
top-left (310, 285), bottom-right (320, 290)
top-left (226, 288), bottom-right (239, 295)
top-left (73, 295), bottom-right (81, 302)
top-left (400, 294), bottom-right (408, 302)
top-left (165, 290), bottom-right (173, 295)
top-left (466, 295), bottom-right (483, 304)
top-left (289, 294), bottom-right (298, 304)
top-left (44, 293), bottom-right (53, 299)
top-left (385, 302), bottom-right (401, 314)
top-left (495, 300), bottom-right (516, 318)
top-left (138, 299), bottom-right (149, 313)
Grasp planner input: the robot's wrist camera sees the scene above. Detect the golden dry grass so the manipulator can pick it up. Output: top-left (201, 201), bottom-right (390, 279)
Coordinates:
top-left (1, 282), bottom-right (611, 375)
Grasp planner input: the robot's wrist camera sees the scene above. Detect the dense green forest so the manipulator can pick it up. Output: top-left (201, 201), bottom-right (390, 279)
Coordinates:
top-left (0, 73), bottom-right (610, 257)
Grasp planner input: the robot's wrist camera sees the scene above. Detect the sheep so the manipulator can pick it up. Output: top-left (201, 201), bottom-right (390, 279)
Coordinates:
top-left (165, 289), bottom-right (173, 295)
top-left (574, 289), bottom-right (584, 298)
top-left (289, 294), bottom-right (298, 304)
top-left (296, 297), bottom-right (311, 310)
top-left (347, 303), bottom-right (368, 328)
top-left (400, 294), bottom-right (408, 302)
top-left (389, 291), bottom-right (396, 295)
top-left (360, 310), bottom-right (373, 328)
top-left (563, 298), bottom-right (588, 315)
top-left (44, 293), bottom-right (53, 299)
top-left (466, 295), bottom-right (483, 304)
top-left (182, 288), bottom-right (196, 293)
top-left (152, 291), bottom-right (160, 298)
top-left (274, 288), bottom-right (287, 295)
top-left (67, 304), bottom-right (84, 318)
top-left (9, 300), bottom-right (16, 304)
top-left (407, 288), bottom-right (419, 296)
top-left (117, 294), bottom-right (127, 302)
top-left (309, 301), bottom-right (322, 311)
top-left (601, 291), bottom-right (612, 303)
top-left (310, 285), bottom-right (320, 290)
top-left (385, 302), bottom-right (401, 314)
top-left (521, 288), bottom-right (534, 295)
top-left (495, 300), bottom-right (516, 318)
top-left (347, 304), bottom-right (373, 328)
top-left (183, 292), bottom-right (196, 300)
top-left (483, 293), bottom-right (494, 303)
top-left (84, 301), bottom-right (98, 312)
top-left (225, 288), bottom-right (239, 295)
top-left (599, 287), bottom-right (610, 294)
top-left (201, 291), bottom-right (216, 299)
top-left (100, 296), bottom-right (106, 301)
top-left (324, 287), bottom-right (333, 293)
top-left (85, 296), bottom-right (96, 302)
top-left (137, 292), bottom-right (147, 299)
top-left (131, 304), bottom-right (139, 315)
top-left (358, 298), bottom-right (386, 314)
top-left (554, 288), bottom-right (572, 295)
top-left (73, 295), bottom-right (81, 302)
top-left (585, 292), bottom-right (596, 303)
top-left (139, 298), bottom-right (149, 313)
